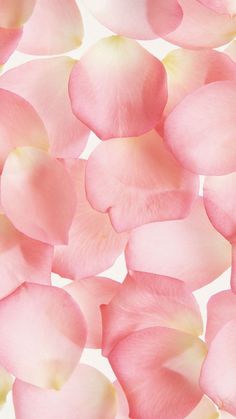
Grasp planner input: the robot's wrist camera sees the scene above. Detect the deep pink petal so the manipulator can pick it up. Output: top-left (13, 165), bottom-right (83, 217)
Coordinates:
top-left (164, 81), bottom-right (236, 175)
top-left (53, 159), bottom-right (128, 279)
top-left (102, 271), bottom-right (203, 356)
top-left (0, 0), bottom-right (36, 28)
top-left (86, 130), bottom-right (198, 232)
top-left (17, 0), bottom-right (84, 55)
top-left (69, 36), bottom-right (167, 140)
top-left (83, 0), bottom-right (183, 39)
top-left (200, 319), bottom-right (236, 416)
top-left (163, 48), bottom-right (236, 115)
top-left (164, 0), bottom-right (236, 49)
top-left (0, 89), bottom-right (49, 173)
top-left (109, 327), bottom-right (206, 419)
top-left (197, 0), bottom-right (236, 14)
top-left (0, 213), bottom-right (53, 299)
top-left (0, 283), bottom-right (86, 388)
top-left (1, 147), bottom-right (76, 245)
top-left (0, 27), bottom-right (22, 64)
top-left (65, 277), bottom-right (120, 348)
top-left (0, 58), bottom-right (90, 158)
top-left (13, 364), bottom-right (116, 419)
top-left (126, 197), bottom-right (231, 290)
top-left (205, 290), bottom-right (236, 345)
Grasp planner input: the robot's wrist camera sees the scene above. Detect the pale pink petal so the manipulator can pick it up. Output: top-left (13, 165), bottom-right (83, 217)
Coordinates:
top-left (164, 81), bottom-right (236, 175)
top-left (69, 36), bottom-right (167, 140)
top-left (197, 0), bottom-right (236, 15)
top-left (83, 0), bottom-right (183, 39)
top-left (186, 396), bottom-right (219, 419)
top-left (102, 271), bottom-right (203, 356)
top-left (0, 58), bottom-right (90, 158)
top-left (109, 327), bottom-right (206, 419)
top-left (113, 381), bottom-right (130, 419)
top-left (204, 174), bottom-right (236, 291)
top-left (163, 49), bottom-right (236, 115)
top-left (0, 213), bottom-right (53, 299)
top-left (205, 291), bottom-right (236, 345)
top-left (0, 89), bottom-right (49, 173)
top-left (65, 277), bottom-right (120, 348)
top-left (53, 159), bottom-right (128, 279)
top-left (225, 40), bottom-right (236, 61)
top-left (0, 283), bottom-right (86, 388)
top-left (200, 319), bottom-right (236, 416)
top-left (17, 0), bottom-right (84, 55)
top-left (0, 0), bottom-right (36, 28)
top-left (86, 130), bottom-right (198, 232)
top-left (0, 366), bottom-right (12, 407)
top-left (1, 147), bottom-right (76, 245)
top-left (164, 0), bottom-right (236, 49)
top-left (13, 364), bottom-right (116, 419)
top-left (0, 27), bottom-right (22, 64)
top-left (126, 198), bottom-right (231, 290)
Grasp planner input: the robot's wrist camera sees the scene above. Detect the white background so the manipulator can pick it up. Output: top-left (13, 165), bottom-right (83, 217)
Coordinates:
top-left (0, 1), bottom-right (233, 417)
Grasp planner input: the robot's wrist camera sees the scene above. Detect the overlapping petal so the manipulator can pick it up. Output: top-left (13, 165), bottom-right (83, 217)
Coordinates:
top-left (197, 0), bottom-right (236, 15)
top-left (109, 327), bottom-right (206, 419)
top-left (0, 366), bottom-right (12, 407)
top-left (186, 396), bottom-right (219, 418)
top-left (1, 147), bottom-right (76, 245)
top-left (0, 89), bottom-right (48, 173)
top-left (69, 36), bottom-right (167, 140)
top-left (200, 319), bottom-right (236, 416)
top-left (102, 271), bottom-right (203, 356)
top-left (86, 130), bottom-right (198, 232)
top-left (13, 364), bottom-right (116, 419)
top-left (126, 198), bottom-right (231, 289)
top-left (0, 58), bottom-right (90, 158)
top-left (0, 283), bottom-right (86, 388)
top-left (17, 0), bottom-right (84, 55)
top-left (163, 48), bottom-right (236, 115)
top-left (0, 0), bottom-right (36, 28)
top-left (83, 0), bottom-right (183, 40)
top-left (164, 0), bottom-right (236, 49)
top-left (0, 213), bottom-right (53, 299)
top-left (164, 81), bottom-right (236, 175)
top-left (0, 27), bottom-right (22, 64)
top-left (53, 159), bottom-right (128, 279)
top-left (65, 277), bottom-right (120, 348)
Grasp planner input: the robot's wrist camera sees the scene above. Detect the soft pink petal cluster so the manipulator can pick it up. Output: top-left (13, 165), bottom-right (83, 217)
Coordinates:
top-left (0, 1), bottom-right (235, 418)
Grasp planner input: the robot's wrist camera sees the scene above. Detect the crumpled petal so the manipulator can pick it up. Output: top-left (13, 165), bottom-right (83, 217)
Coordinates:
top-left (102, 271), bottom-right (203, 356)
top-left (13, 363), bottom-right (116, 419)
top-left (204, 173), bottom-right (236, 291)
top-left (17, 0), bottom-right (84, 55)
top-left (69, 36), bottom-right (167, 140)
top-left (86, 130), bottom-right (198, 232)
top-left (0, 283), bottom-right (87, 388)
top-left (205, 290), bottom-right (236, 345)
top-left (0, 366), bottom-right (12, 407)
top-left (186, 396), bottom-right (219, 419)
top-left (65, 277), bottom-right (120, 348)
top-left (0, 89), bottom-right (49, 173)
top-left (53, 159), bottom-right (128, 279)
top-left (1, 147), bottom-right (76, 245)
top-left (0, 27), bottom-right (22, 64)
top-left (164, 0), bottom-right (236, 49)
top-left (200, 319), bottom-right (236, 416)
top-left (126, 198), bottom-right (231, 290)
top-left (197, 0), bottom-right (236, 15)
top-left (163, 48), bottom-right (236, 115)
top-left (0, 0), bottom-right (36, 28)
top-left (164, 81), bottom-right (236, 175)
top-left (0, 213), bottom-right (53, 299)
top-left (109, 327), bottom-right (206, 419)
top-left (83, 0), bottom-right (183, 40)
top-left (0, 57), bottom-right (90, 158)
